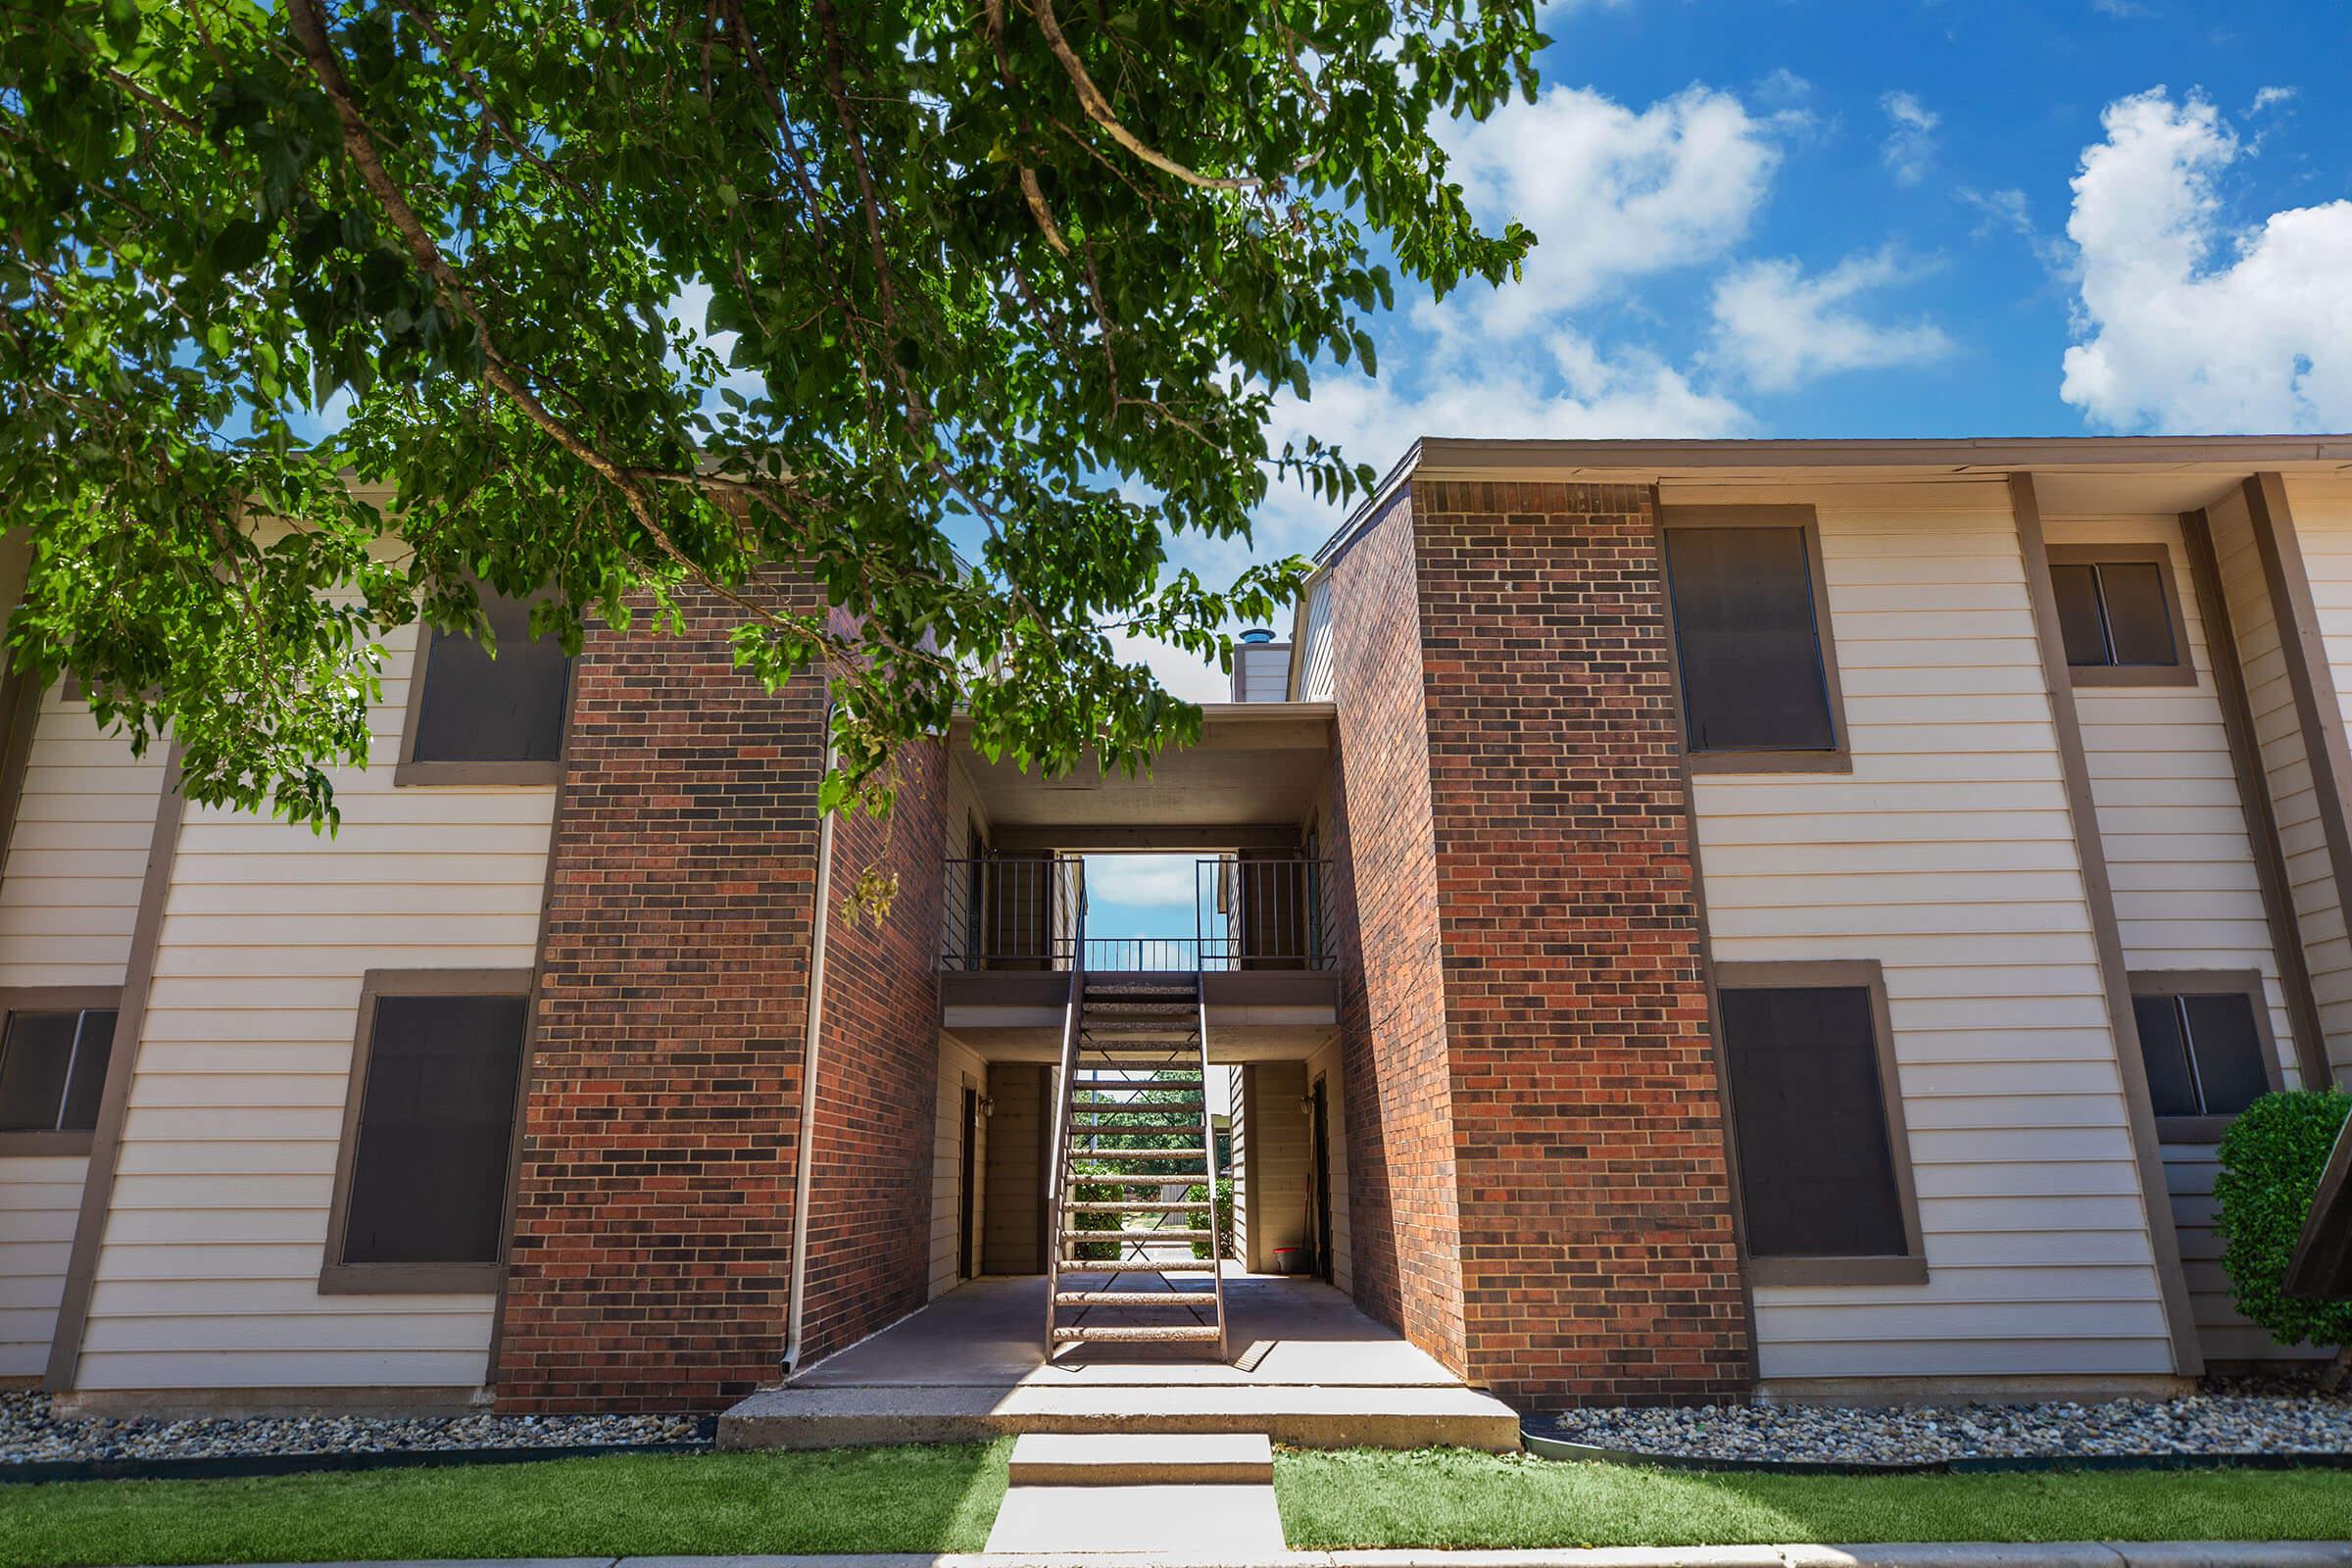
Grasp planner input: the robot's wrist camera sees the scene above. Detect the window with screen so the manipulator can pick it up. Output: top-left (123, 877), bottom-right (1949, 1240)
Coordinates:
top-left (1664, 520), bottom-right (1841, 762)
top-left (1717, 973), bottom-right (1920, 1281)
top-left (400, 589), bottom-right (571, 779)
top-left (2046, 549), bottom-right (2188, 682)
top-left (2132, 983), bottom-right (2273, 1132)
top-left (0, 1004), bottom-right (118, 1136)
top-left (329, 985), bottom-right (528, 1287)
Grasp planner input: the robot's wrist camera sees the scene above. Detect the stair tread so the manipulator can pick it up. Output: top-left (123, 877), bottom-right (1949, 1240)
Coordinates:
top-left (1063, 1201), bottom-right (1210, 1212)
top-left (1052, 1325), bottom-right (1222, 1343)
top-left (1065, 1153), bottom-right (1208, 1163)
top-left (1053, 1290), bottom-right (1217, 1305)
top-left (1061, 1229), bottom-right (1215, 1241)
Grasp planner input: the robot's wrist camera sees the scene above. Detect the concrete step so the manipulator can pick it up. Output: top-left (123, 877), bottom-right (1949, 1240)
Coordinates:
top-left (717, 1381), bottom-right (1523, 1450)
top-left (1053, 1289), bottom-right (1217, 1306)
top-left (1053, 1324), bottom-right (1222, 1345)
top-left (985, 1481), bottom-right (1286, 1555)
top-left (1063, 1200), bottom-right (1210, 1212)
top-left (1006, 1431), bottom-right (1272, 1486)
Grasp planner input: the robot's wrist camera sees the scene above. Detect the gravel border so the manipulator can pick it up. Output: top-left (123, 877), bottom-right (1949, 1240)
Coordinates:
top-left (0, 1389), bottom-right (709, 1471)
top-left (1524, 1394), bottom-right (2352, 1470)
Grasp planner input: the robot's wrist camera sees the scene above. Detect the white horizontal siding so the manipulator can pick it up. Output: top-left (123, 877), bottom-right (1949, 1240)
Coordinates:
top-left (0, 1154), bottom-right (85, 1377)
top-left (1, 681), bottom-right (170, 1375)
top-left (0, 687), bottom-right (168, 989)
top-left (2283, 475), bottom-right (2352, 1080)
top-left (1307, 1033), bottom-right (1349, 1296)
top-left (1675, 478), bottom-right (2175, 1381)
top-left (2052, 514), bottom-right (2306, 1076)
top-left (2208, 483), bottom-right (2352, 1080)
top-left (2050, 514), bottom-right (2307, 1365)
top-left (1298, 576), bottom-right (1336, 702)
top-left (77, 623), bottom-right (553, 1394)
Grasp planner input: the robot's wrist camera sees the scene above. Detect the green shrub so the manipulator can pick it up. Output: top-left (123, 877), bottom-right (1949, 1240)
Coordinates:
top-left (2214, 1090), bottom-right (2352, 1357)
top-left (1184, 1178), bottom-right (1237, 1261)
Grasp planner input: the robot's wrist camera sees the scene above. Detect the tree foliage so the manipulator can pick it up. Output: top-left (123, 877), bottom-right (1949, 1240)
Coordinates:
top-left (2214, 1089), bottom-right (2352, 1381)
top-left (0, 0), bottom-right (1540, 826)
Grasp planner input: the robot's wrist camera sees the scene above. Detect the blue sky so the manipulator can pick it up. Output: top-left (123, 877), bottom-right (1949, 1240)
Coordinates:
top-left (1096, 0), bottom-right (2352, 934)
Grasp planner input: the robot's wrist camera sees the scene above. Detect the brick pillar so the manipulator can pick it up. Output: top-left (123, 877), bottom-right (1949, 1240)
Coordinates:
top-left (1418, 478), bottom-right (1751, 1406)
top-left (1321, 487), bottom-right (1472, 1373)
top-left (492, 588), bottom-right (946, 1411)
top-left (1323, 479), bottom-right (1754, 1406)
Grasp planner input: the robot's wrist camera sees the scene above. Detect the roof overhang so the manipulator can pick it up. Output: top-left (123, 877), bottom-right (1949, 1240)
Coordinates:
top-left (948, 702), bottom-right (1334, 834)
top-left (1316, 434), bottom-right (2352, 566)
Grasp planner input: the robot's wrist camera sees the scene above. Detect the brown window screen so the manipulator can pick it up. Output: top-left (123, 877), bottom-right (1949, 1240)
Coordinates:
top-left (2051, 561), bottom-right (2179, 668)
top-left (2132, 991), bottom-right (2269, 1119)
top-left (412, 592), bottom-right (570, 763)
top-left (341, 995), bottom-right (528, 1266)
top-left (1720, 985), bottom-right (1908, 1258)
top-left (0, 1008), bottom-right (117, 1133)
top-left (1665, 526), bottom-right (1837, 754)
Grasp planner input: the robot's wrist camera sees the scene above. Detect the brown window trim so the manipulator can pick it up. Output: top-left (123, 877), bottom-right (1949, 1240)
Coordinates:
top-left (1659, 504), bottom-right (1854, 776)
top-left (1713, 958), bottom-right (1927, 1288)
top-left (392, 621), bottom-right (565, 788)
top-left (2128, 968), bottom-right (2286, 1143)
top-left (0, 986), bottom-right (123, 1158)
top-left (2045, 543), bottom-right (2197, 689)
top-left (319, 967), bottom-right (534, 1297)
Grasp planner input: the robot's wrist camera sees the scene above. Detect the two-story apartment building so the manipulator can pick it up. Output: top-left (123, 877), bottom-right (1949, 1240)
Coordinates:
top-left (3, 434), bottom-right (2349, 1421)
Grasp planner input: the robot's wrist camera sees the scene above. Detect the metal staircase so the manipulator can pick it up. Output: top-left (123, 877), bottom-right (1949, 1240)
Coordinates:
top-left (1044, 957), bottom-right (1228, 1358)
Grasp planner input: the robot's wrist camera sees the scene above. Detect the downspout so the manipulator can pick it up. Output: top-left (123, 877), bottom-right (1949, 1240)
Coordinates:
top-left (781, 727), bottom-right (838, 1377)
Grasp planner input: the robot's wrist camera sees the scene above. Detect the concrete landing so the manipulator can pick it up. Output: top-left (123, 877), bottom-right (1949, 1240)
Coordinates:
top-left (1008, 1432), bottom-right (1274, 1485)
top-left (983, 1482), bottom-right (1289, 1556)
top-left (718, 1273), bottom-right (1519, 1451)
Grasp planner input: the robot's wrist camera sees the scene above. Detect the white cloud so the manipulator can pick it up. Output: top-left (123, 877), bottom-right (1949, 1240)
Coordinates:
top-left (2059, 89), bottom-right (2352, 432)
top-left (1709, 250), bottom-right (1954, 391)
top-left (1250, 329), bottom-right (1750, 557)
top-left (1104, 628), bottom-right (1233, 705)
top-left (1083, 853), bottom-right (1198, 909)
top-left (2250, 85), bottom-right (2297, 114)
top-left (1879, 91), bottom-right (1940, 186)
top-left (1433, 84), bottom-right (1785, 336)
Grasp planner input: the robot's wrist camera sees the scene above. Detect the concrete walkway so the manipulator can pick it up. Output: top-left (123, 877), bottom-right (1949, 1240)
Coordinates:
top-left (132, 1546), bottom-right (2352, 1567)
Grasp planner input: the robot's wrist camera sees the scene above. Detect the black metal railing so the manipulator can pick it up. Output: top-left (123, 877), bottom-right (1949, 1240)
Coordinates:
top-left (939, 856), bottom-right (1085, 970)
top-left (1197, 858), bottom-right (1335, 971)
top-left (941, 854), bottom-right (1337, 973)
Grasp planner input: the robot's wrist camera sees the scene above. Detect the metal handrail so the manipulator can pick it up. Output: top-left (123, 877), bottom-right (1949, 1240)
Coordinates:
top-left (941, 856), bottom-right (1085, 971)
top-left (1196, 858), bottom-right (1337, 971)
top-left (1196, 972), bottom-right (1227, 1360)
top-left (1041, 884), bottom-right (1087, 1356)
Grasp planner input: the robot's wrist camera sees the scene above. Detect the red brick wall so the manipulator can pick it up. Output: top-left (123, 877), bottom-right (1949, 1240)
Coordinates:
top-left (1414, 478), bottom-right (1753, 1406)
top-left (1321, 488), bottom-right (1470, 1375)
top-left (796, 743), bottom-right (948, 1364)
top-left (492, 589), bottom-right (944, 1411)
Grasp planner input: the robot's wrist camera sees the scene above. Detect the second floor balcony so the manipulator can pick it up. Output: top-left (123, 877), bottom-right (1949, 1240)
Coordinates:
top-left (939, 855), bottom-right (1337, 974)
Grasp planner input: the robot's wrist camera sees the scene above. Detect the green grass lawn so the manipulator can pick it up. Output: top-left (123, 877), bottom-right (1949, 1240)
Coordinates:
top-left (0, 1442), bottom-right (1009, 1568)
top-left (11, 1441), bottom-right (2352, 1565)
top-left (1274, 1447), bottom-right (2352, 1549)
